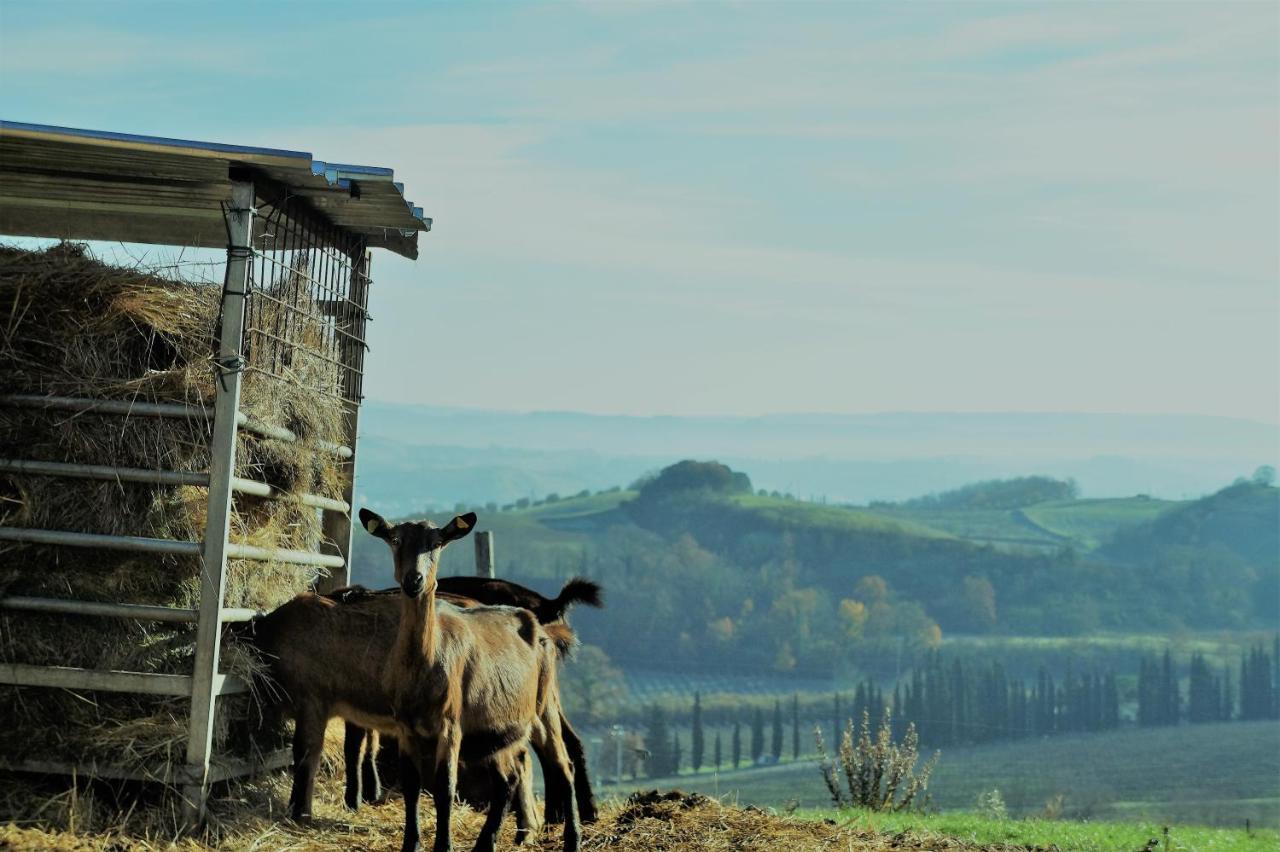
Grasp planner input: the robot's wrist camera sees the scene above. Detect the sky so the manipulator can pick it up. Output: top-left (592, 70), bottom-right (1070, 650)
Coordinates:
top-left (1, 0), bottom-right (1277, 423)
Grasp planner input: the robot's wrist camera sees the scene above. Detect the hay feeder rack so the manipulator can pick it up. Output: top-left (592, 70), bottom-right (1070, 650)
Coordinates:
top-left (0, 121), bottom-right (431, 822)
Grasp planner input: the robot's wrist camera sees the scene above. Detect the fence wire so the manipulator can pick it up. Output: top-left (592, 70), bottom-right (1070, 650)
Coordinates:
top-left (244, 192), bottom-right (369, 408)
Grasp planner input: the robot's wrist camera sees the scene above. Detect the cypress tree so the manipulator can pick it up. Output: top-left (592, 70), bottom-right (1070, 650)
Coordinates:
top-left (1162, 649), bottom-right (1179, 725)
top-left (731, 719), bottom-right (742, 768)
top-left (892, 683), bottom-right (905, 741)
top-left (646, 704), bottom-right (672, 777)
top-left (672, 732), bottom-right (682, 775)
top-left (771, 699), bottom-right (784, 760)
top-left (714, 730), bottom-right (722, 770)
top-left (751, 706), bottom-right (765, 762)
top-left (791, 693), bottom-right (801, 759)
top-left (691, 691), bottom-right (705, 772)
top-left (832, 692), bottom-right (842, 743)
top-left (1189, 653), bottom-right (1215, 723)
top-left (1103, 671), bottom-right (1120, 730)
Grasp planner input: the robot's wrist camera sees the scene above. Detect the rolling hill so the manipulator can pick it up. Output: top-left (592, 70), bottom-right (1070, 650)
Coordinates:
top-left (349, 463), bottom-right (1279, 679)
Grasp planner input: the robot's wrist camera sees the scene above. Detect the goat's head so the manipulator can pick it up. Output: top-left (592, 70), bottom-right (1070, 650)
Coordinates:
top-left (357, 507), bottom-right (477, 599)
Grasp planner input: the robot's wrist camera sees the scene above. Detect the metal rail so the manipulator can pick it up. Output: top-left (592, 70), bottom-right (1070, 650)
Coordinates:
top-left (225, 542), bottom-right (345, 568)
top-left (0, 663), bottom-right (195, 696)
top-left (1, 596), bottom-right (198, 623)
top-left (0, 396), bottom-right (353, 458)
top-left (0, 527), bottom-right (344, 568)
top-left (0, 527), bottom-right (202, 556)
top-left (0, 663), bottom-right (248, 697)
top-left (0, 458), bottom-right (350, 512)
top-left (0, 393), bottom-right (209, 419)
top-left (0, 596), bottom-right (260, 624)
top-left (235, 412), bottom-right (353, 458)
top-left (0, 748), bottom-right (292, 787)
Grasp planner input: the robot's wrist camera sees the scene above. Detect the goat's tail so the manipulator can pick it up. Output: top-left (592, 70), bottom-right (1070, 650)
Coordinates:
top-left (541, 622), bottom-right (579, 660)
top-left (541, 577), bottom-right (604, 622)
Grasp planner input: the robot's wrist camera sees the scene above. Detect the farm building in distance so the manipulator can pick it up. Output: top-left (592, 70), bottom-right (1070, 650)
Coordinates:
top-left (0, 120), bottom-right (431, 822)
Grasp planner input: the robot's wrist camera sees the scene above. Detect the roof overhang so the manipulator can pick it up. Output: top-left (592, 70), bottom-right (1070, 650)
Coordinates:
top-left (0, 121), bottom-right (432, 259)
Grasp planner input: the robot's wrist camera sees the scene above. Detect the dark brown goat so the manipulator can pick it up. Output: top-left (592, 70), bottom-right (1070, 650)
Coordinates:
top-left (360, 508), bottom-right (580, 852)
top-left (330, 576), bottom-right (602, 823)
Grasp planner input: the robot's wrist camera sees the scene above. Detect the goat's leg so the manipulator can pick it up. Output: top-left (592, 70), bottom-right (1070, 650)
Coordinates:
top-left (512, 749), bottom-right (539, 846)
top-left (399, 744), bottom-right (424, 852)
top-left (536, 736), bottom-right (569, 825)
top-left (473, 756), bottom-right (520, 852)
top-left (343, 722), bottom-right (365, 811)
top-left (560, 713), bottom-right (598, 824)
top-left (287, 705), bottom-right (327, 823)
top-left (363, 728), bottom-right (385, 804)
top-left (549, 737), bottom-right (581, 852)
top-left (430, 723), bottom-right (461, 852)
top-left (534, 716), bottom-right (580, 852)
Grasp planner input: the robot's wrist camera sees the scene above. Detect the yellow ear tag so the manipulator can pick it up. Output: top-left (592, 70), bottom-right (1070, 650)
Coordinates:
top-left (455, 517), bottom-right (470, 530)
top-left (365, 519), bottom-right (381, 534)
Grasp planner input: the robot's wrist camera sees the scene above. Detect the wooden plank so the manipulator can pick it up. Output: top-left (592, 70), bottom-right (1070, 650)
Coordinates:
top-left (0, 663), bottom-right (193, 696)
top-left (474, 531), bottom-right (496, 579)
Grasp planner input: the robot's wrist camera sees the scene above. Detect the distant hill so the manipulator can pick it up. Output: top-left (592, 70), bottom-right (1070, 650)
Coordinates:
top-left (1105, 481), bottom-right (1279, 567)
top-left (355, 401), bottom-right (1279, 505)
top-left (351, 461), bottom-right (1280, 679)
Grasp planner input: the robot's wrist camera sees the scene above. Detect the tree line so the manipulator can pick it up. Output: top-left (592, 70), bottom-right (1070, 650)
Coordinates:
top-left (632, 640), bottom-right (1279, 778)
top-left (1138, 638), bottom-right (1280, 726)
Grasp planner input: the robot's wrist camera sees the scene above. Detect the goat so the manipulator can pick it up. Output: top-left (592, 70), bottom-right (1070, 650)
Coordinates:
top-left (361, 508), bottom-right (580, 852)
top-left (330, 576), bottom-right (602, 823)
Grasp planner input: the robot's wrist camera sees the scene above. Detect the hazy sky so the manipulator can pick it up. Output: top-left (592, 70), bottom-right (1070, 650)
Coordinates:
top-left (2, 1), bottom-right (1276, 422)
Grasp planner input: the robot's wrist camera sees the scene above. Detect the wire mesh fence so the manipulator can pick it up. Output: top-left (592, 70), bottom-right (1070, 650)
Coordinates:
top-left (245, 192), bottom-right (369, 410)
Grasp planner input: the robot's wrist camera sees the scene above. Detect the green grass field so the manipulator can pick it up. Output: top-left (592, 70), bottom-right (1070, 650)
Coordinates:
top-left (1022, 496), bottom-right (1185, 550)
top-left (795, 808), bottom-right (1278, 852)
top-left (603, 721), bottom-right (1280, 830)
top-left (478, 486), bottom-right (1188, 558)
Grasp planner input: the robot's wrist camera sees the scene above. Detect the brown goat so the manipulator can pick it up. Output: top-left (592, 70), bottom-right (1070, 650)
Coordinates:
top-left (334, 576), bottom-right (602, 824)
top-left (361, 508), bottom-right (580, 852)
top-left (249, 580), bottom-right (592, 835)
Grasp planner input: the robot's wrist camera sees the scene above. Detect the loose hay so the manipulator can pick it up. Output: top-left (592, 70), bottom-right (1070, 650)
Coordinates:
top-left (0, 243), bottom-right (348, 777)
top-left (0, 779), bottom-right (1056, 851)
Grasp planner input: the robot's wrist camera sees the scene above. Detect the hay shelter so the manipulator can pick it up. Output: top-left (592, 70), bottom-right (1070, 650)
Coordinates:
top-left (0, 121), bottom-right (431, 823)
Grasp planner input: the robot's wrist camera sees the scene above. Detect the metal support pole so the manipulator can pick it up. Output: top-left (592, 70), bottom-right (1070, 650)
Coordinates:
top-left (474, 530), bottom-right (495, 579)
top-left (318, 249), bottom-right (370, 593)
top-left (182, 180), bottom-right (254, 825)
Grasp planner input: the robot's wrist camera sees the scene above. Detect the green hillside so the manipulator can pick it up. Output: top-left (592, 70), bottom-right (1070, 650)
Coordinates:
top-left (350, 464), bottom-right (1279, 678)
top-left (1022, 496), bottom-right (1184, 549)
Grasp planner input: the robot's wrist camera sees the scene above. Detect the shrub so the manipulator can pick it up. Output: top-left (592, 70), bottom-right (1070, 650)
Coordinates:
top-left (815, 708), bottom-right (938, 812)
top-left (975, 788), bottom-right (1008, 821)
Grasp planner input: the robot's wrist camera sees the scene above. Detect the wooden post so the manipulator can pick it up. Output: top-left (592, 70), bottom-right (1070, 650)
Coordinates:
top-left (318, 248), bottom-right (370, 593)
top-left (182, 179), bottom-right (254, 825)
top-left (474, 531), bottom-right (495, 578)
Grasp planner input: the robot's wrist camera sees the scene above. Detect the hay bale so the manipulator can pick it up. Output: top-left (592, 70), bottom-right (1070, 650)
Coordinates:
top-left (0, 242), bottom-right (348, 771)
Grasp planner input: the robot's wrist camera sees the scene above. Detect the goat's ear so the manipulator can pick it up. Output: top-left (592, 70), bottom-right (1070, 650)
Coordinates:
top-left (441, 512), bottom-right (477, 543)
top-left (358, 508), bottom-right (392, 541)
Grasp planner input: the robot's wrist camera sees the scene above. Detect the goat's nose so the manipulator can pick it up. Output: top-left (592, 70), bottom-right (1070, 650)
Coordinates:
top-left (403, 572), bottom-right (424, 598)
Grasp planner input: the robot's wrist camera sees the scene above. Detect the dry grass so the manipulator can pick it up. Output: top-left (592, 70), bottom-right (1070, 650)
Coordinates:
top-left (0, 773), bottom-right (1049, 852)
top-left (0, 242), bottom-right (346, 768)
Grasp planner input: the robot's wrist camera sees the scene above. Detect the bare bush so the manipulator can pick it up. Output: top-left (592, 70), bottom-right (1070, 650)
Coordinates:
top-left (815, 708), bottom-right (939, 812)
